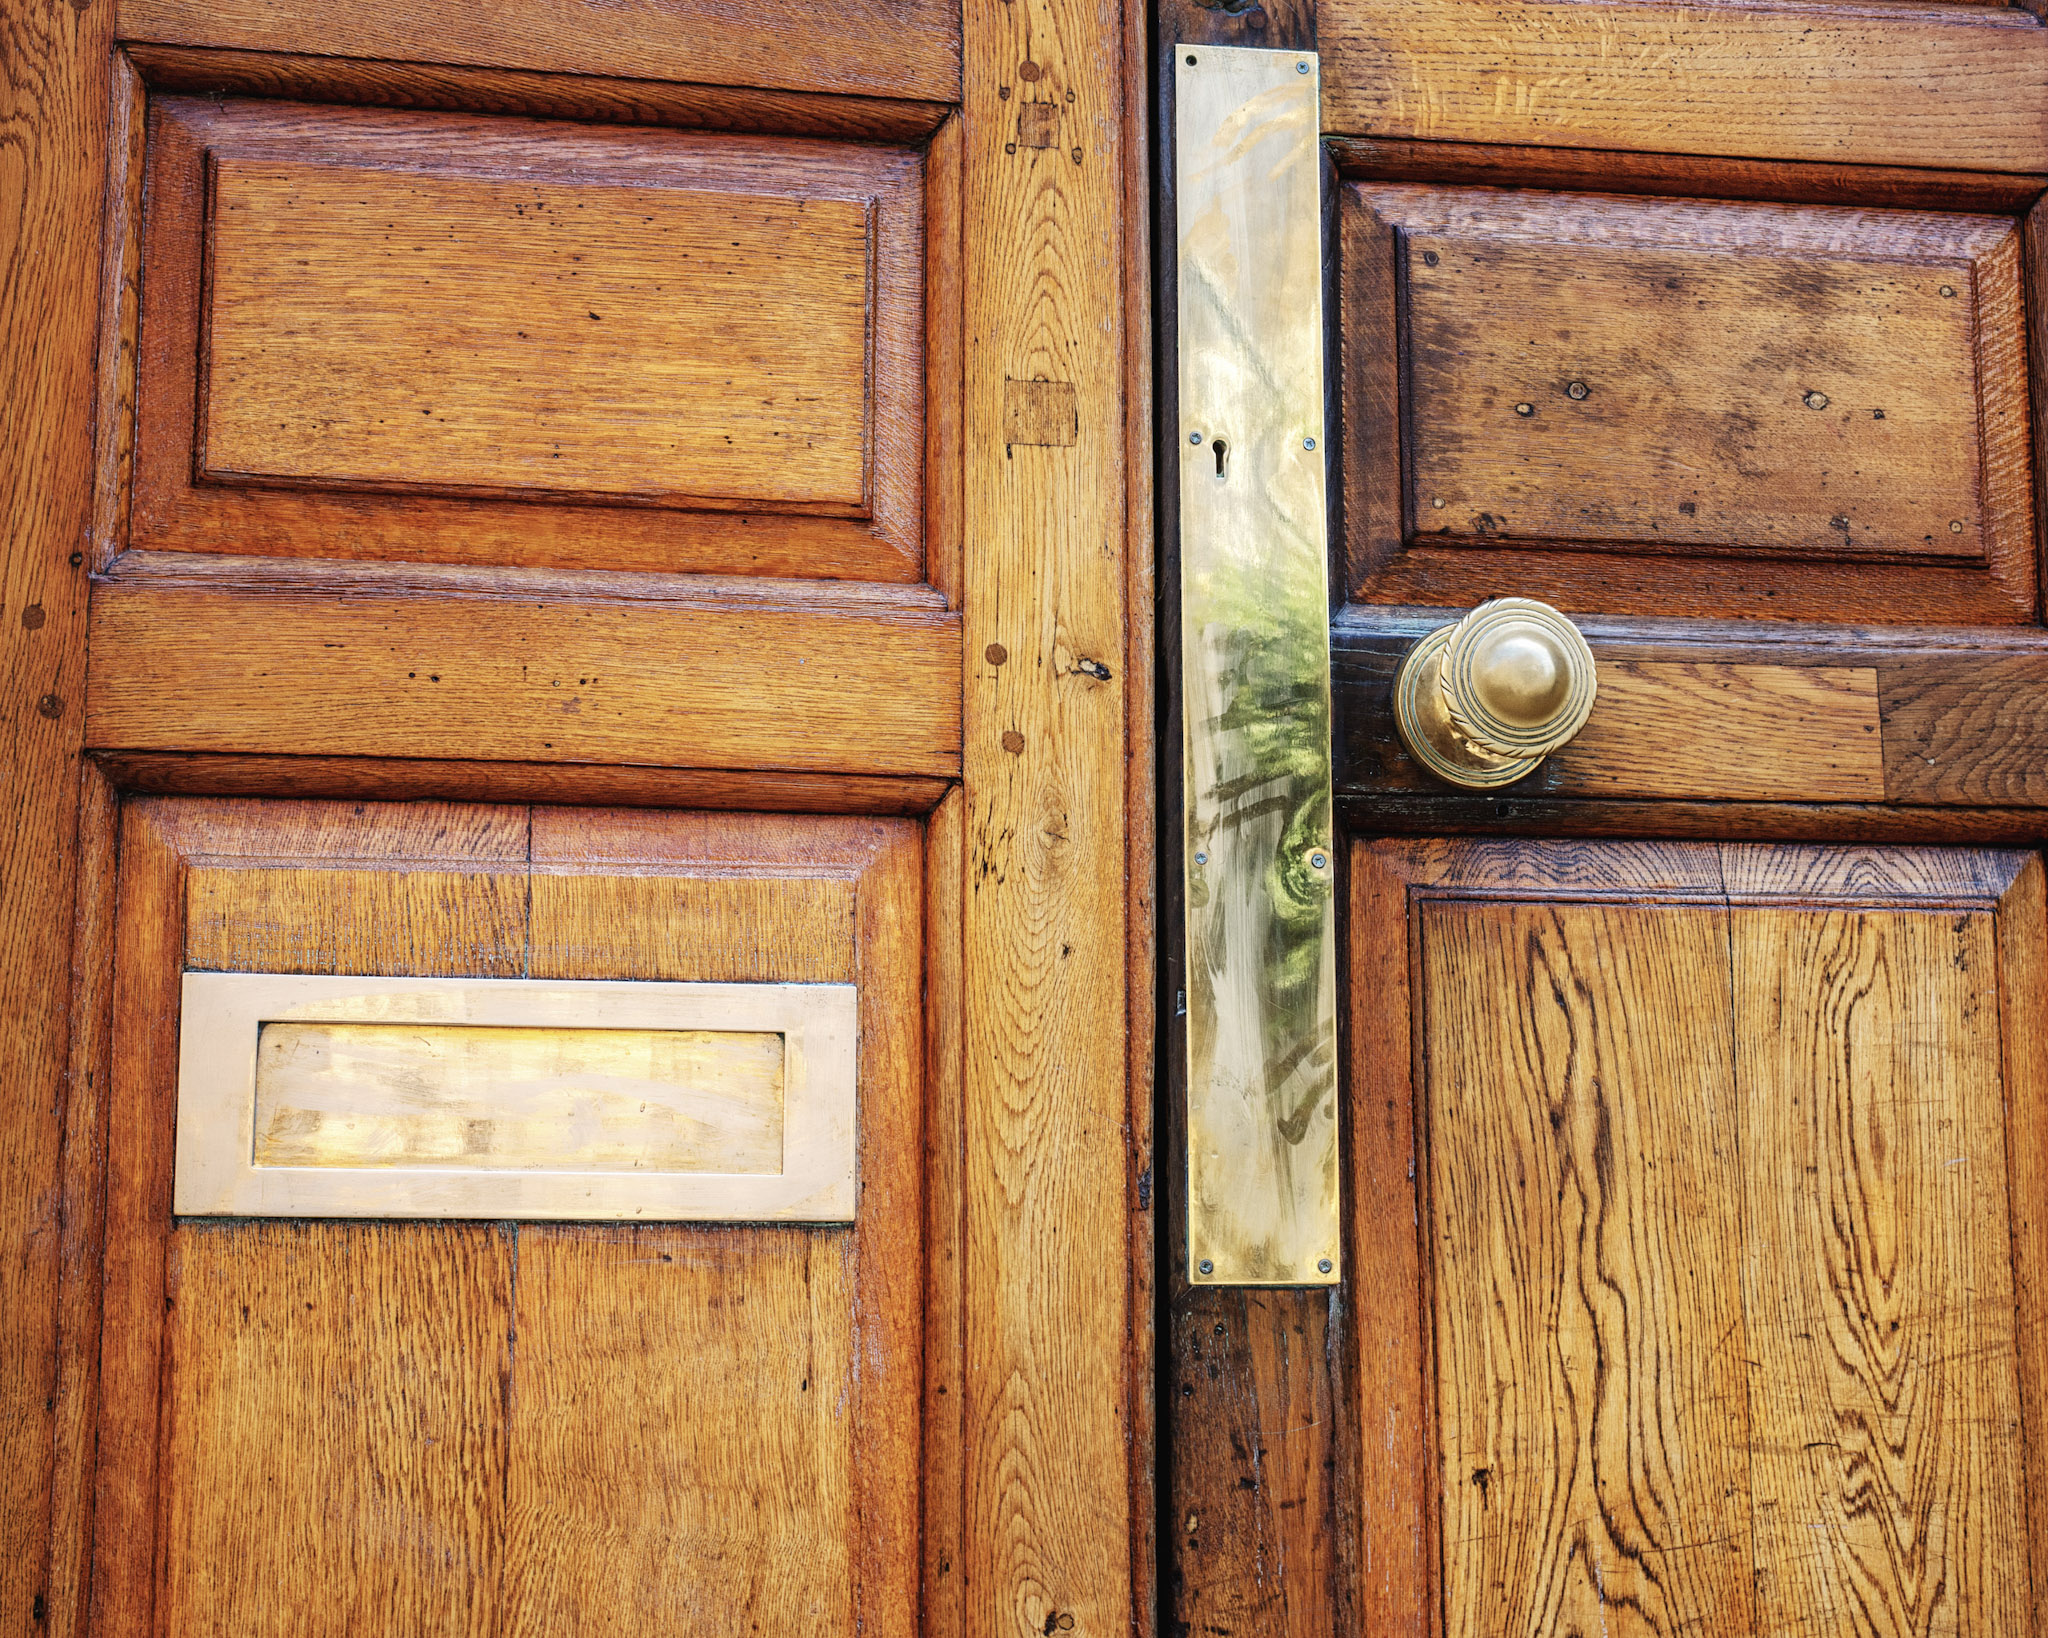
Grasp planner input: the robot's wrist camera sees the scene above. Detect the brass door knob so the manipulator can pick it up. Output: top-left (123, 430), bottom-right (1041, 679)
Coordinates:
top-left (1392, 597), bottom-right (1598, 788)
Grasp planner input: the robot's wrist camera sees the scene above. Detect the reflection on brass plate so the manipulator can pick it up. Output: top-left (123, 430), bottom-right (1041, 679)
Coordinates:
top-left (1177, 45), bottom-right (1339, 1287)
top-left (174, 974), bottom-right (856, 1221)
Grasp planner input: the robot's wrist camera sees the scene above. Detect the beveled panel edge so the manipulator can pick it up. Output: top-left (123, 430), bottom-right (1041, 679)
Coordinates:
top-left (131, 97), bottom-right (931, 583)
top-left (122, 42), bottom-right (956, 144)
top-left (173, 972), bottom-right (859, 1220)
top-left (1176, 45), bottom-right (1339, 1289)
top-left (118, 0), bottom-right (963, 106)
top-left (1323, 135), bottom-right (2048, 214)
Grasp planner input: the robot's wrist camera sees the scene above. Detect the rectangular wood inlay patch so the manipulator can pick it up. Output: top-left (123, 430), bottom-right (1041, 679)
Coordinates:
top-left (252, 1022), bottom-right (785, 1174)
top-left (202, 158), bottom-right (873, 510)
top-left (1554, 661), bottom-right (1884, 801)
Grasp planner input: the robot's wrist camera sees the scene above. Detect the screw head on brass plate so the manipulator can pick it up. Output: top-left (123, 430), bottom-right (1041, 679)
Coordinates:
top-left (1393, 597), bottom-right (1597, 789)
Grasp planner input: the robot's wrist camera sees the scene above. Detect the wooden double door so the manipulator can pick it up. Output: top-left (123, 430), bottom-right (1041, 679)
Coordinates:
top-left (9, 0), bottom-right (2048, 1632)
top-left (5, 0), bottom-right (1144, 1634)
top-left (1163, 2), bottom-right (2048, 1636)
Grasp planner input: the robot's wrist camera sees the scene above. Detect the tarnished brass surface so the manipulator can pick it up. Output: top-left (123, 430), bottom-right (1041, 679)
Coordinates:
top-left (174, 973), bottom-right (857, 1221)
top-left (1395, 596), bottom-right (1599, 788)
top-left (253, 1022), bottom-right (786, 1174)
top-left (1177, 45), bottom-right (1338, 1287)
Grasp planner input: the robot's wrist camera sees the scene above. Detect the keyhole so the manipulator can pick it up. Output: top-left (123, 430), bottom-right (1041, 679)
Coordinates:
top-left (1212, 437), bottom-right (1228, 479)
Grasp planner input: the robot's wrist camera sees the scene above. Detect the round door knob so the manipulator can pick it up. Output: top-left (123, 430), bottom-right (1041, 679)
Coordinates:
top-left (1392, 597), bottom-right (1597, 788)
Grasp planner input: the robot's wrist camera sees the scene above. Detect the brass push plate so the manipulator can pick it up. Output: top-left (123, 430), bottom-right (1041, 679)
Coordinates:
top-left (1176, 46), bottom-right (1340, 1285)
top-left (173, 973), bottom-right (858, 1221)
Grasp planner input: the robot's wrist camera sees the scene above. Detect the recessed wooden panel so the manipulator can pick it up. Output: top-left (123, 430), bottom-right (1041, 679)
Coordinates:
top-left (135, 98), bottom-right (931, 582)
top-left (93, 800), bottom-right (922, 1637)
top-left (1321, 0), bottom-right (2048, 171)
top-left (203, 157), bottom-right (872, 512)
top-left (1424, 899), bottom-right (1755, 1635)
top-left (1341, 186), bottom-right (2036, 622)
top-left (1350, 840), bottom-right (2047, 1638)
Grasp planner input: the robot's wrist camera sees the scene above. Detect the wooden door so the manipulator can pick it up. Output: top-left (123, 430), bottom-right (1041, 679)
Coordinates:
top-left (2, 2), bottom-right (1152, 1635)
top-left (1160, 2), bottom-right (2048, 1635)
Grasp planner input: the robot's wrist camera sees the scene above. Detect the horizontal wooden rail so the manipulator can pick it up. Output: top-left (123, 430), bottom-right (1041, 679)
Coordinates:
top-left (1336, 605), bottom-right (2048, 814)
top-left (88, 557), bottom-right (961, 780)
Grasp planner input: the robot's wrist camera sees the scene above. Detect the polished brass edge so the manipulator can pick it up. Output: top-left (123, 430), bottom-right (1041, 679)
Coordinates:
top-left (1176, 45), bottom-right (1340, 1289)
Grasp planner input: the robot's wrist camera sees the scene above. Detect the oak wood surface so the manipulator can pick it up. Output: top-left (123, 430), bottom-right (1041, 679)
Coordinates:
top-left (118, 0), bottom-right (962, 104)
top-left (1321, 0), bottom-right (2048, 170)
top-left (922, 789), bottom-right (969, 1635)
top-left (1348, 840), bottom-right (2048, 1638)
top-left (1, 2), bottom-right (112, 1627)
top-left (124, 42), bottom-right (953, 143)
top-left (159, 1223), bottom-right (516, 1637)
top-left (1341, 185), bottom-right (2036, 621)
top-left (960, 0), bottom-right (1140, 1625)
top-left (92, 800), bottom-right (923, 1637)
top-left (137, 100), bottom-right (929, 582)
top-left (45, 769), bottom-right (118, 1638)
top-left (1425, 898), bottom-right (1754, 1636)
top-left (1738, 906), bottom-right (2029, 1633)
top-left (94, 750), bottom-right (952, 817)
top-left (84, 570), bottom-right (962, 779)
top-left (1336, 610), bottom-right (2048, 809)
top-left (1994, 859), bottom-right (2048, 1635)
top-left (202, 159), bottom-right (874, 512)
top-left (1325, 136), bottom-right (2048, 214)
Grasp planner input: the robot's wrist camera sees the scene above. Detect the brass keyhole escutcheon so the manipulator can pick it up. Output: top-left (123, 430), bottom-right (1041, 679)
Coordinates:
top-left (1392, 596), bottom-right (1598, 788)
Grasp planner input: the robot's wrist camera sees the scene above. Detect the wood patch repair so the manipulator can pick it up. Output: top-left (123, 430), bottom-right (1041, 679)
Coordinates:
top-left (1003, 377), bottom-right (1078, 447)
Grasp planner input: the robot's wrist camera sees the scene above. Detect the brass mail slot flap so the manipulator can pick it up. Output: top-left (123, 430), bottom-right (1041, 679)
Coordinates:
top-left (173, 974), bottom-right (858, 1221)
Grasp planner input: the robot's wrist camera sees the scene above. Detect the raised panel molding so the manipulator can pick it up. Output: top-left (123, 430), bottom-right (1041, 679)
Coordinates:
top-left (1340, 184), bottom-right (2036, 622)
top-left (133, 98), bottom-right (931, 582)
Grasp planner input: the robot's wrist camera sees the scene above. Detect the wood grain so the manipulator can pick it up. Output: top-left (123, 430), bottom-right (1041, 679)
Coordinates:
top-left (1993, 858), bottom-right (2048, 1635)
top-left (1325, 135), bottom-right (2048, 214)
top-left (158, 1223), bottom-right (515, 1638)
top-left (1564, 662), bottom-right (1885, 802)
top-left (84, 576), bottom-right (962, 779)
top-left (1883, 652), bottom-right (2048, 804)
top-left (1341, 185), bottom-right (2036, 621)
top-left (522, 810), bottom-right (923, 1638)
top-left (1335, 609), bottom-right (2048, 809)
top-left (90, 801), bottom-right (925, 1636)
top-left (95, 800), bottom-right (527, 1637)
top-left (1170, 1290), bottom-right (1339, 1638)
top-left (137, 100), bottom-right (928, 582)
top-left (44, 766), bottom-right (119, 1638)
top-left (962, 0), bottom-right (1137, 1619)
top-left (501, 1228), bottom-right (856, 1634)
top-left (202, 159), bottom-right (873, 513)
top-left (1348, 841), bottom-right (2048, 1638)
top-left (0, 1), bottom-right (108, 1623)
top-left (124, 42), bottom-right (953, 143)
top-left (1424, 898), bottom-right (1754, 1638)
top-left (1347, 845), bottom-right (1431, 1638)
top-left (118, 0), bottom-right (962, 104)
top-left (1397, 202), bottom-right (2006, 559)
top-left (1321, 0), bottom-right (2048, 170)
top-left (1737, 907), bottom-right (2031, 1634)
top-left (93, 750), bottom-right (951, 817)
